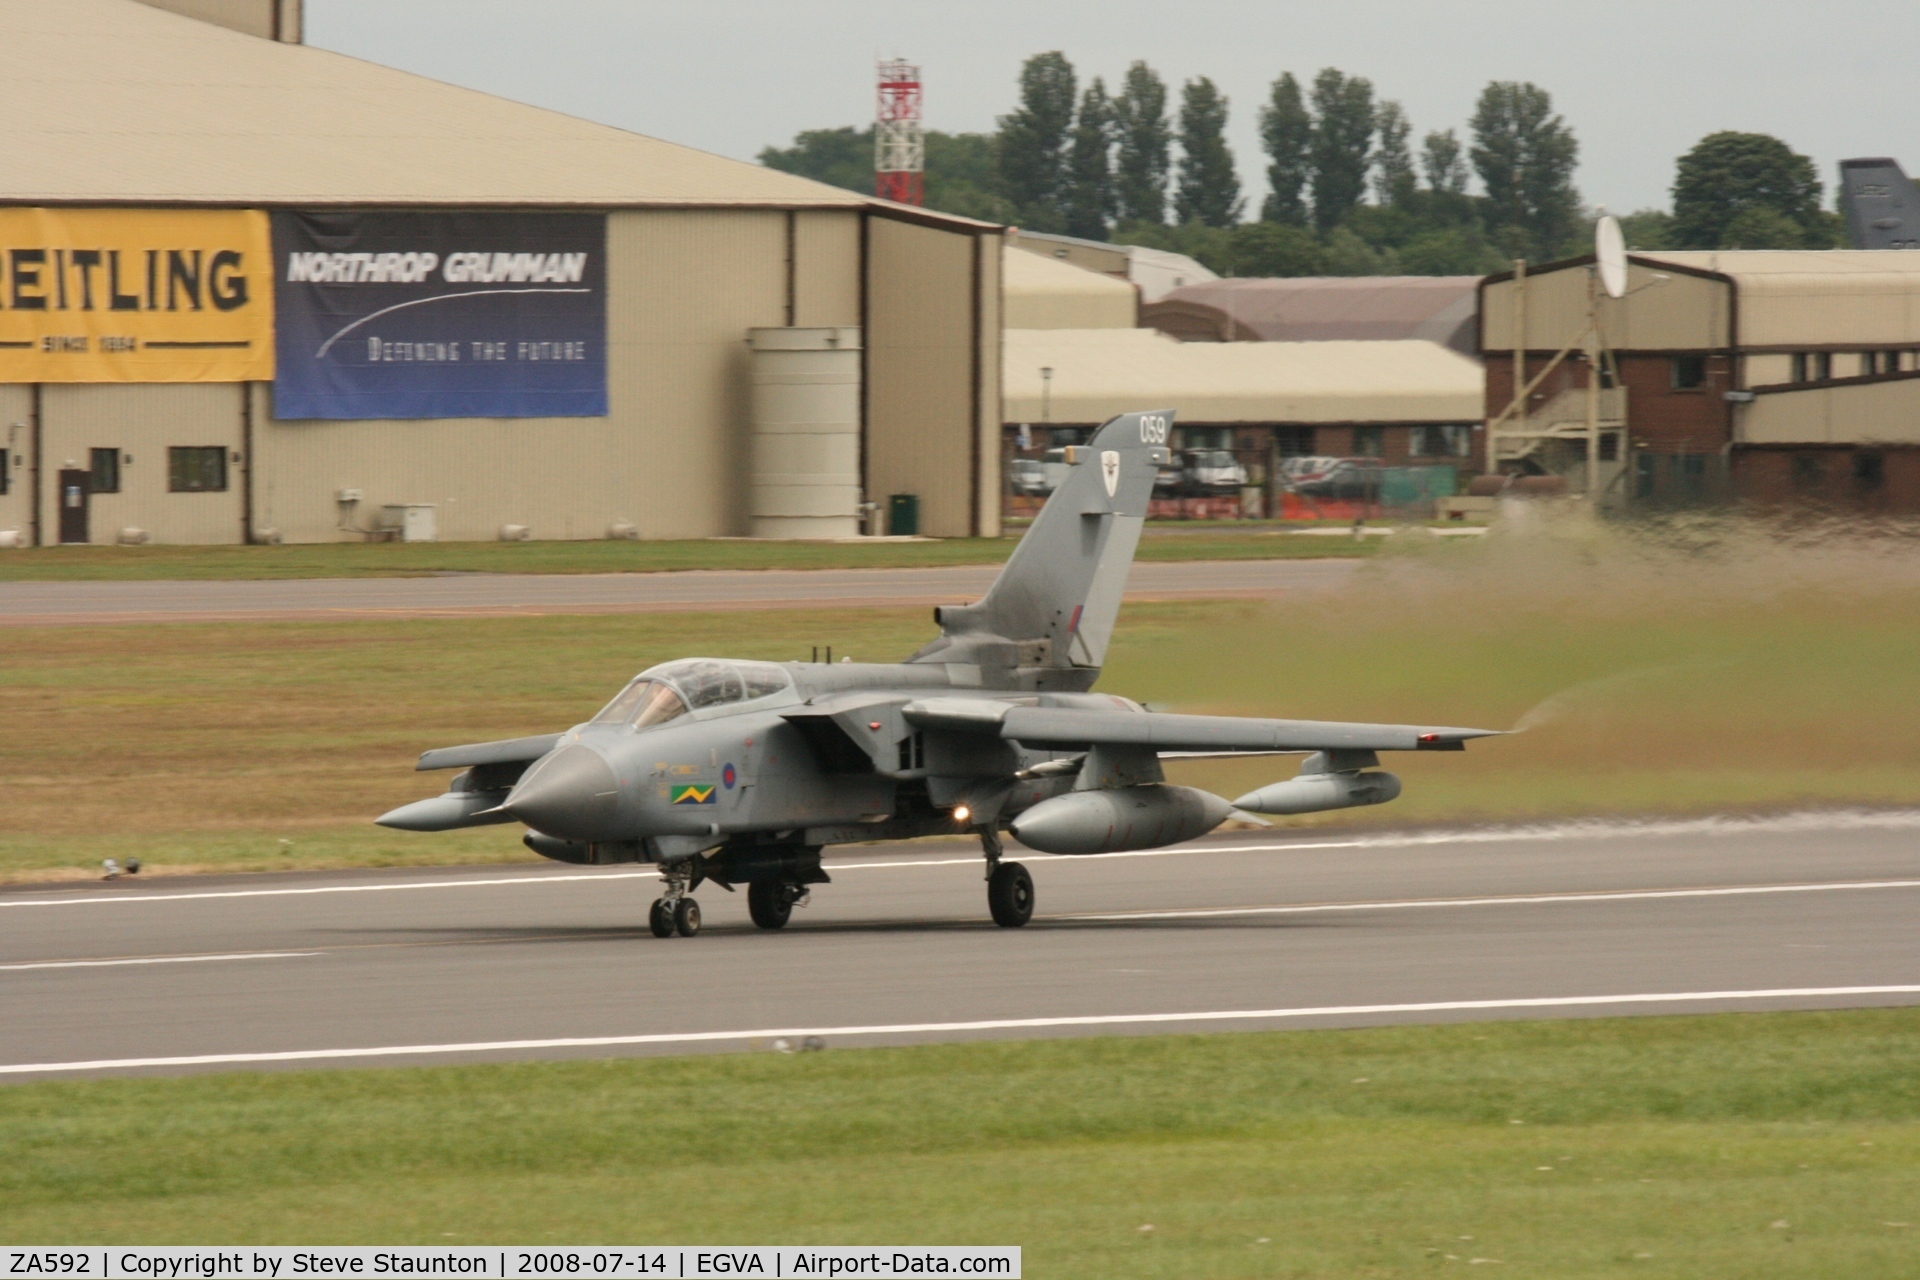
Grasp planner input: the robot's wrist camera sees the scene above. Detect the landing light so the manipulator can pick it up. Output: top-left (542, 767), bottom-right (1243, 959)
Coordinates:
top-left (952, 805), bottom-right (971, 823)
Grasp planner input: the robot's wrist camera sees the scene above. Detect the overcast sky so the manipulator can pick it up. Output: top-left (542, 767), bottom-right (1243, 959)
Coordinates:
top-left (306, 0), bottom-right (1919, 215)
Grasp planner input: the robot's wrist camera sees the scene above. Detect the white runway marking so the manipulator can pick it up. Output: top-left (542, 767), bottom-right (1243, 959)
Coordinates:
top-left (5, 807), bottom-right (1918, 909)
top-left (4, 985), bottom-right (1917, 1075)
top-left (0, 951), bottom-right (318, 972)
top-left (0, 870), bottom-right (666, 908)
top-left (1067, 879), bottom-right (1920, 921)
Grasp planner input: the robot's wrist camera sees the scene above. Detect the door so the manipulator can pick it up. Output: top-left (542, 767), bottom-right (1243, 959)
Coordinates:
top-left (57, 469), bottom-right (90, 544)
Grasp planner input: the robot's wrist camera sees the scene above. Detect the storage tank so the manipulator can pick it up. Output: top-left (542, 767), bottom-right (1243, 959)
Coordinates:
top-left (747, 327), bottom-right (862, 539)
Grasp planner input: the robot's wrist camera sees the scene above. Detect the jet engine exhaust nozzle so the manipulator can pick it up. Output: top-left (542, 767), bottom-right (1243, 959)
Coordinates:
top-left (502, 744), bottom-right (621, 841)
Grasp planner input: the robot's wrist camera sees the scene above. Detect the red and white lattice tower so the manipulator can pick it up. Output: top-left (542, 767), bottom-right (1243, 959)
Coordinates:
top-left (874, 58), bottom-right (925, 205)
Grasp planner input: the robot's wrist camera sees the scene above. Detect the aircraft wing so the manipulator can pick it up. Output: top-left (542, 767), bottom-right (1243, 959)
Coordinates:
top-left (904, 700), bottom-right (1497, 753)
top-left (416, 733), bottom-right (565, 771)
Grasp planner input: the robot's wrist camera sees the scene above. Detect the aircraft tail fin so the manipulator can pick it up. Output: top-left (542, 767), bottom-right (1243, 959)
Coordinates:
top-left (1839, 157), bottom-right (1920, 250)
top-left (925, 409), bottom-right (1172, 673)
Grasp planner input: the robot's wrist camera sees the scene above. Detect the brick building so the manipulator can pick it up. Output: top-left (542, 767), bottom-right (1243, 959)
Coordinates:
top-left (1002, 327), bottom-right (1482, 516)
top-left (1481, 252), bottom-right (1920, 510)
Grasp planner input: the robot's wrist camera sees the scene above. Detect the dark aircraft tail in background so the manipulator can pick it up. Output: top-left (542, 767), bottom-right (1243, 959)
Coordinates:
top-left (1839, 158), bottom-right (1920, 250)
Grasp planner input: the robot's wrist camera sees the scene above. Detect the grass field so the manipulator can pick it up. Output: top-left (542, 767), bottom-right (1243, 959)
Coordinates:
top-left (3, 1009), bottom-right (1917, 1274)
top-left (5, 516), bottom-right (1920, 882)
top-left (0, 527), bottom-right (1374, 581)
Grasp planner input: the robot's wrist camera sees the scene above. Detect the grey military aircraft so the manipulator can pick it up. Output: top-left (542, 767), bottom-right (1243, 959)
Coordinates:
top-left (379, 410), bottom-right (1497, 936)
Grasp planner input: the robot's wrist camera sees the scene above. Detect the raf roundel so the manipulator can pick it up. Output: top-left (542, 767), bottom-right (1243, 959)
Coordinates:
top-left (722, 763), bottom-right (737, 790)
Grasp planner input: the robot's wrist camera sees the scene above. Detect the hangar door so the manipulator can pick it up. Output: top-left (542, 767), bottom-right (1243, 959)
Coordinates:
top-left (865, 214), bottom-right (1001, 538)
top-left (38, 384), bottom-right (247, 545)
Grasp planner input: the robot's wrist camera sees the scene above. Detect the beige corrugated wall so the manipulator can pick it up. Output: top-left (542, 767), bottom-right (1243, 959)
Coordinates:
top-left (1483, 262), bottom-right (1728, 352)
top-left (793, 211), bottom-right (860, 327)
top-left (254, 209), bottom-right (795, 543)
top-left (40, 383), bottom-right (244, 544)
top-left (1740, 378), bottom-right (1920, 445)
top-left (975, 232), bottom-right (1003, 537)
top-left (866, 216), bottom-right (985, 537)
top-left (1735, 273), bottom-right (1920, 348)
top-left (0, 385), bottom-right (34, 541)
top-left (136, 0), bottom-right (280, 39)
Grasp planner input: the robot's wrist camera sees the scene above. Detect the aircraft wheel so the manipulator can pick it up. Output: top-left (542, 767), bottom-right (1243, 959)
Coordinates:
top-left (748, 878), bottom-right (794, 930)
top-left (648, 898), bottom-right (676, 938)
top-left (674, 897), bottom-right (702, 937)
top-left (987, 861), bottom-right (1034, 928)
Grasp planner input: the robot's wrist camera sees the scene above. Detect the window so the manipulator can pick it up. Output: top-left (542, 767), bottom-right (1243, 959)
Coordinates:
top-left (1791, 453), bottom-right (1826, 490)
top-left (1670, 355), bottom-right (1707, 389)
top-left (89, 447), bottom-right (120, 494)
top-left (1854, 450), bottom-right (1886, 488)
top-left (168, 446), bottom-right (226, 493)
top-left (0, 447), bottom-right (8, 496)
top-left (1352, 426), bottom-right (1385, 457)
top-left (1411, 425), bottom-right (1471, 457)
top-left (1790, 352), bottom-right (1832, 383)
top-left (1598, 432), bottom-right (1620, 463)
top-left (1179, 427), bottom-right (1232, 451)
top-left (1273, 427), bottom-right (1314, 458)
top-left (1633, 452), bottom-right (1656, 500)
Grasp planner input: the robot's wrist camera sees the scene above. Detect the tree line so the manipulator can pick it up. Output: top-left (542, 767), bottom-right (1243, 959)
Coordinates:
top-left (760, 54), bottom-right (1849, 279)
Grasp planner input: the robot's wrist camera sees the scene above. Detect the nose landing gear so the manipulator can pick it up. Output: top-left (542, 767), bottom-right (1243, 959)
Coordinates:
top-left (649, 862), bottom-right (701, 938)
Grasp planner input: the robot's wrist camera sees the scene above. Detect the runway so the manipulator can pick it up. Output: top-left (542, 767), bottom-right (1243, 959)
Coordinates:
top-left (0, 558), bottom-right (1356, 626)
top-left (4, 812), bottom-right (1918, 1079)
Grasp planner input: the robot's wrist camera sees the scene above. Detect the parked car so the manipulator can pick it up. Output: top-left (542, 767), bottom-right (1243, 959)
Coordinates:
top-left (1153, 456), bottom-right (1184, 496)
top-left (1181, 449), bottom-right (1249, 496)
top-left (1280, 455), bottom-right (1344, 485)
top-left (1008, 457), bottom-right (1050, 496)
top-left (1009, 449), bottom-right (1081, 497)
top-left (1291, 457), bottom-right (1381, 500)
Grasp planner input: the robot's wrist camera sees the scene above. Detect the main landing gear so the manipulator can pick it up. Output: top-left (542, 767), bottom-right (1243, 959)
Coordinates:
top-left (649, 862), bottom-right (701, 938)
top-left (980, 825), bottom-right (1034, 928)
top-left (748, 877), bottom-right (808, 930)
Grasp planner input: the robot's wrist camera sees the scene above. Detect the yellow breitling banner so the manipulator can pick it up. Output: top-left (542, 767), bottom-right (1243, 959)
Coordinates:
top-left (0, 208), bottom-right (273, 382)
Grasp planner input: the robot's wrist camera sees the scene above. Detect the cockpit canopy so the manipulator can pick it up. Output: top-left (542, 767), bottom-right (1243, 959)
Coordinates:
top-left (588, 658), bottom-right (793, 731)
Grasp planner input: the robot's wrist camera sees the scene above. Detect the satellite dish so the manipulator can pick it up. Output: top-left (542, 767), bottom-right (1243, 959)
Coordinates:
top-left (1595, 214), bottom-right (1627, 299)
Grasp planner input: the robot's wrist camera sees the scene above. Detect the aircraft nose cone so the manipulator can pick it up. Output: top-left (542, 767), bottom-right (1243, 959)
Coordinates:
top-left (504, 744), bottom-right (621, 840)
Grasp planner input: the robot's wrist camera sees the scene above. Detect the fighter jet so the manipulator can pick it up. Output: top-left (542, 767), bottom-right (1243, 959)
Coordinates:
top-left (379, 410), bottom-right (1497, 936)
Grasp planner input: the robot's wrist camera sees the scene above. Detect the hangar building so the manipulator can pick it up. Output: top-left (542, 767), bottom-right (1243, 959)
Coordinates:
top-left (1482, 251), bottom-right (1920, 510)
top-left (0, 0), bottom-right (1002, 546)
top-left (1007, 230), bottom-right (1216, 303)
top-left (1142, 276), bottom-right (1481, 354)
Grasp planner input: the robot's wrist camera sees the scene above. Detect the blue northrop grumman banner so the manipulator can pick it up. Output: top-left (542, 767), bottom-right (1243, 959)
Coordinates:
top-left (271, 211), bottom-right (607, 420)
